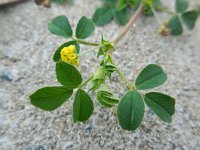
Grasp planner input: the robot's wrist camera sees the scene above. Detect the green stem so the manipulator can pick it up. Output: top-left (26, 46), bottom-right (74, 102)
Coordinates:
top-left (74, 38), bottom-right (100, 46)
top-left (116, 68), bottom-right (135, 90)
top-left (150, 5), bottom-right (161, 25)
top-left (79, 46), bottom-right (101, 57)
top-left (78, 75), bottom-right (94, 89)
top-left (155, 6), bottom-right (176, 15)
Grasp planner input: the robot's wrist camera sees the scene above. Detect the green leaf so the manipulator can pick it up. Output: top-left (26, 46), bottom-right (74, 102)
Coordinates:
top-left (117, 90), bottom-right (145, 131)
top-left (144, 92), bottom-right (175, 123)
top-left (48, 15), bottom-right (73, 38)
top-left (76, 16), bottom-right (95, 39)
top-left (73, 89), bottom-right (94, 122)
top-left (182, 10), bottom-right (198, 30)
top-left (168, 15), bottom-right (183, 36)
top-left (113, 8), bottom-right (129, 25)
top-left (135, 64), bottom-right (167, 90)
top-left (175, 0), bottom-right (189, 13)
top-left (92, 6), bottom-right (113, 26)
top-left (30, 86), bottom-right (73, 111)
top-left (53, 41), bottom-right (80, 62)
top-left (56, 62), bottom-right (82, 89)
top-left (116, 0), bottom-right (127, 10)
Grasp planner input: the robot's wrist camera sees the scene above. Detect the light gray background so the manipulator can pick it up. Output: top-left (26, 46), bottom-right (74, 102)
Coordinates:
top-left (0, 0), bottom-right (200, 149)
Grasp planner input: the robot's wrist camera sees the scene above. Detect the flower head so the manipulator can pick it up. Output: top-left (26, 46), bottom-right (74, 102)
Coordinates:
top-left (60, 45), bottom-right (79, 65)
top-left (158, 20), bottom-right (170, 37)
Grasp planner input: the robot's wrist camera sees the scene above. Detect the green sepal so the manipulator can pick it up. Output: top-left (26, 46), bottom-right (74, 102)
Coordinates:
top-left (98, 36), bottom-right (114, 57)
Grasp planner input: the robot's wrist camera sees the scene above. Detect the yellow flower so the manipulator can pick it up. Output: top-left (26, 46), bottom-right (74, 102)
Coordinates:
top-left (69, 59), bottom-right (80, 65)
top-left (158, 20), bottom-right (170, 37)
top-left (60, 45), bottom-right (76, 55)
top-left (60, 45), bottom-right (80, 65)
top-left (67, 53), bottom-right (77, 60)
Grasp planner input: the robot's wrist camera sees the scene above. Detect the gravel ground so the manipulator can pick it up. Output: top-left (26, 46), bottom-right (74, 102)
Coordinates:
top-left (0, 0), bottom-right (200, 149)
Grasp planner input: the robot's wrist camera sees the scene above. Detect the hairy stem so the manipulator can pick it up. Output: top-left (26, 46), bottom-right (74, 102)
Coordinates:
top-left (78, 75), bottom-right (94, 89)
top-left (151, 5), bottom-right (161, 25)
top-left (75, 38), bottom-right (100, 46)
top-left (156, 6), bottom-right (176, 15)
top-left (116, 68), bottom-right (135, 90)
top-left (113, 4), bottom-right (144, 44)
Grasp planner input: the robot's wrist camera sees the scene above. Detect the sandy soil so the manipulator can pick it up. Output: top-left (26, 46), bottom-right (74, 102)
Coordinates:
top-left (0, 0), bottom-right (200, 149)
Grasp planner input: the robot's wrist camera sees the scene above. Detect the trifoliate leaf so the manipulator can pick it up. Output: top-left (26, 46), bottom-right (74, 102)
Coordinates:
top-left (76, 16), bottom-right (95, 39)
top-left (117, 90), bottom-right (145, 131)
top-left (48, 15), bottom-right (73, 38)
top-left (135, 64), bottom-right (167, 90)
top-left (56, 61), bottom-right (82, 89)
top-left (144, 92), bottom-right (175, 123)
top-left (30, 86), bottom-right (73, 111)
top-left (73, 89), bottom-right (94, 122)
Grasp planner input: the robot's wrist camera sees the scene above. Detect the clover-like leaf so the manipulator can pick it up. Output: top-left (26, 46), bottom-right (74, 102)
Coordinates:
top-left (113, 8), bottom-right (129, 25)
top-left (182, 10), bottom-right (198, 30)
top-left (56, 61), bottom-right (82, 89)
top-left (53, 41), bottom-right (80, 62)
top-left (117, 90), bottom-right (145, 131)
top-left (92, 6), bottom-right (113, 26)
top-left (144, 92), bottom-right (175, 123)
top-left (76, 16), bottom-right (95, 39)
top-left (135, 64), bottom-right (167, 90)
top-left (30, 86), bottom-right (73, 111)
top-left (48, 15), bottom-right (73, 38)
top-left (175, 0), bottom-right (189, 13)
top-left (73, 89), bottom-right (94, 122)
top-left (168, 15), bottom-right (183, 36)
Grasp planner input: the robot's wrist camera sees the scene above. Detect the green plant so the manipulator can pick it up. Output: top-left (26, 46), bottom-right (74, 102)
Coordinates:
top-left (92, 0), bottom-right (199, 36)
top-left (29, 4), bottom-right (176, 131)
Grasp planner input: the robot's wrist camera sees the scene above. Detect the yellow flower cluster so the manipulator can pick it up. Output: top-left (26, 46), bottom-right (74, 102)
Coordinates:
top-left (60, 45), bottom-right (79, 65)
top-left (158, 20), bottom-right (170, 37)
